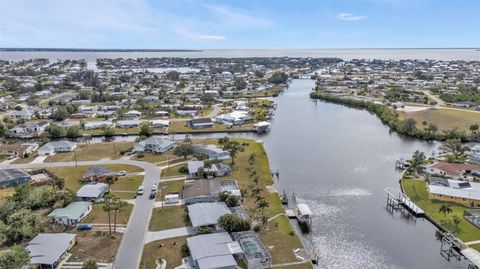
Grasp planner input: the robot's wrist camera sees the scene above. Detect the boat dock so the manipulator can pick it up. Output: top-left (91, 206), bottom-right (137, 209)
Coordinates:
top-left (385, 187), bottom-right (425, 217)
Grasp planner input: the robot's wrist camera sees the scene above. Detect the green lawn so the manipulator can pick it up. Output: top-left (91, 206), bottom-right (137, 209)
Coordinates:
top-left (110, 175), bottom-right (144, 199)
top-left (82, 203), bottom-right (133, 225)
top-left (398, 108), bottom-right (480, 133)
top-left (47, 164), bottom-right (143, 191)
top-left (258, 215), bottom-right (305, 264)
top-left (149, 206), bottom-right (187, 231)
top-left (45, 142), bottom-right (134, 162)
top-left (401, 179), bottom-right (480, 242)
top-left (133, 151), bottom-right (179, 164)
top-left (159, 180), bottom-right (184, 196)
top-left (167, 121), bottom-right (254, 133)
top-left (161, 164), bottom-right (186, 177)
top-left (140, 236), bottom-right (187, 269)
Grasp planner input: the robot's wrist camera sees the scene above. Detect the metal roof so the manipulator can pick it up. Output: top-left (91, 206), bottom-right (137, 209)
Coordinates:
top-left (76, 183), bottom-right (109, 198)
top-left (187, 202), bottom-right (230, 227)
top-left (27, 233), bottom-right (76, 266)
top-left (48, 201), bottom-right (91, 219)
top-left (187, 232), bottom-right (238, 269)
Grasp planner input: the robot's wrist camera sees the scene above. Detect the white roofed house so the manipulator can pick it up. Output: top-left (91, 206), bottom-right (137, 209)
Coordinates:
top-left (193, 144), bottom-right (230, 160)
top-left (116, 119), bottom-right (142, 129)
top-left (134, 136), bottom-right (176, 153)
top-left (149, 119), bottom-right (170, 128)
top-left (83, 121), bottom-right (113, 130)
top-left (26, 233), bottom-right (76, 269)
top-left (214, 111), bottom-right (252, 126)
top-left (76, 183), bottom-right (109, 202)
top-left (8, 121), bottom-right (50, 138)
top-left (187, 232), bottom-right (242, 269)
top-left (7, 109), bottom-right (33, 120)
top-left (125, 110), bottom-right (142, 118)
top-left (187, 202), bottom-right (231, 230)
top-left (38, 141), bottom-right (77, 156)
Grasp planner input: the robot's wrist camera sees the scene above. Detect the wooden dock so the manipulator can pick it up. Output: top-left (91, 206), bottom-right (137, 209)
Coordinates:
top-left (385, 187), bottom-right (425, 217)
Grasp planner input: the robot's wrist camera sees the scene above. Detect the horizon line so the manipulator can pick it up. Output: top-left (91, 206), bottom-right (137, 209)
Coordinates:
top-left (1, 47), bottom-right (479, 51)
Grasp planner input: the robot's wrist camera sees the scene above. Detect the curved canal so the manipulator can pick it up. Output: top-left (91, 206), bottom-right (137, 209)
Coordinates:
top-left (90, 79), bottom-right (467, 268)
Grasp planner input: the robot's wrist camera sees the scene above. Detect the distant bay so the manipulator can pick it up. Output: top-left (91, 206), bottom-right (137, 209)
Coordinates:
top-left (0, 48), bottom-right (478, 63)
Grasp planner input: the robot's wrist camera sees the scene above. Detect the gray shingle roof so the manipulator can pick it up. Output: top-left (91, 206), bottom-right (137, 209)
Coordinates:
top-left (187, 202), bottom-right (230, 227)
top-left (27, 233), bottom-right (76, 265)
top-left (187, 232), bottom-right (238, 269)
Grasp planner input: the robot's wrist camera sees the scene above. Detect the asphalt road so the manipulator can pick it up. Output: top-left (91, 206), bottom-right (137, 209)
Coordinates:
top-left (1, 159), bottom-right (161, 269)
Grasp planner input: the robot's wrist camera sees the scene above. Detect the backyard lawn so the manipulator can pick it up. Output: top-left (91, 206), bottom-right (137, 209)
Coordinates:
top-left (398, 108), bottom-right (480, 132)
top-left (45, 142), bottom-right (134, 162)
top-left (401, 179), bottom-right (480, 243)
top-left (82, 203), bottom-right (133, 225)
top-left (149, 206), bottom-right (187, 231)
top-left (47, 164), bottom-right (143, 191)
top-left (140, 236), bottom-right (187, 269)
top-left (161, 163), bottom-right (186, 177)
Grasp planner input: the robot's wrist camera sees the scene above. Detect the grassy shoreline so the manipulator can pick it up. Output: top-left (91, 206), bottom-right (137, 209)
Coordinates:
top-left (310, 92), bottom-right (479, 142)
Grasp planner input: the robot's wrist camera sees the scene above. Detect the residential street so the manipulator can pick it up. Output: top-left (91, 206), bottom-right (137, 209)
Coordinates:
top-left (1, 159), bottom-right (161, 269)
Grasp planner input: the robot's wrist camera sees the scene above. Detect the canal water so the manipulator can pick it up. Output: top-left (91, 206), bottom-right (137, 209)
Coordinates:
top-left (256, 79), bottom-right (469, 269)
top-left (83, 79), bottom-right (468, 268)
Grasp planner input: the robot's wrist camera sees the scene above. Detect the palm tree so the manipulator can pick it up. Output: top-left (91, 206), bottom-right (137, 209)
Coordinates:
top-left (256, 198), bottom-right (270, 218)
top-left (112, 196), bottom-right (128, 233)
top-left (452, 215), bottom-right (461, 232)
top-left (439, 204), bottom-right (452, 219)
top-left (261, 215), bottom-right (269, 226)
top-left (251, 187), bottom-right (262, 198)
top-left (102, 194), bottom-right (114, 234)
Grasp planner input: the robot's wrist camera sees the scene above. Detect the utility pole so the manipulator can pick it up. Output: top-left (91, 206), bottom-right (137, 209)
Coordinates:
top-left (73, 147), bottom-right (78, 167)
top-left (113, 141), bottom-right (117, 157)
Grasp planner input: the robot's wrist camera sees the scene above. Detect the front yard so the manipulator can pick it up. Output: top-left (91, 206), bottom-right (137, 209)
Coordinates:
top-left (149, 206), bottom-right (187, 231)
top-left (140, 236), bottom-right (187, 269)
top-left (45, 142), bottom-right (134, 162)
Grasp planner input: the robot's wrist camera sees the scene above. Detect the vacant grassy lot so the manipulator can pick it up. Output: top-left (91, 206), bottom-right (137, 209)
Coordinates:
top-left (149, 206), bottom-right (187, 231)
top-left (82, 203), bottom-right (133, 225)
top-left (167, 121), bottom-right (254, 133)
top-left (69, 231), bottom-right (122, 263)
top-left (159, 179), bottom-right (184, 197)
top-left (47, 164), bottom-right (143, 191)
top-left (259, 215), bottom-right (305, 264)
top-left (398, 108), bottom-right (480, 132)
top-left (161, 163), bottom-right (186, 177)
top-left (140, 236), bottom-right (187, 269)
top-left (45, 142), bottom-right (134, 162)
top-left (133, 151), bottom-right (179, 164)
top-left (401, 179), bottom-right (480, 242)
top-left (110, 175), bottom-right (144, 199)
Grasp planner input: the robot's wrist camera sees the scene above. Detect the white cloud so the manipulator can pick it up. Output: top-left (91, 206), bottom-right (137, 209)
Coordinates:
top-left (174, 27), bottom-right (226, 41)
top-left (200, 3), bottom-right (274, 29)
top-left (336, 13), bottom-right (367, 21)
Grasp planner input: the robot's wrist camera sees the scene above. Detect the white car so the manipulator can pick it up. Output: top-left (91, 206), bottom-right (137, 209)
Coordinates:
top-left (151, 184), bottom-right (158, 192)
top-left (117, 171), bottom-right (127, 176)
top-left (137, 185), bottom-right (145, 195)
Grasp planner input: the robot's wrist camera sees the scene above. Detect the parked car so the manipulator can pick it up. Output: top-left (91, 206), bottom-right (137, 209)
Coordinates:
top-left (149, 191), bottom-right (157, 199)
top-left (77, 224), bottom-right (93, 231)
top-left (137, 185), bottom-right (145, 195)
top-left (151, 184), bottom-right (158, 192)
top-left (127, 149), bottom-right (136, 155)
top-left (117, 171), bottom-right (127, 176)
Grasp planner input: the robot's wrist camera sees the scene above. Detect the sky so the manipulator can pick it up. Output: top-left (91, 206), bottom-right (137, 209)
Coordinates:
top-left (0, 0), bottom-right (479, 49)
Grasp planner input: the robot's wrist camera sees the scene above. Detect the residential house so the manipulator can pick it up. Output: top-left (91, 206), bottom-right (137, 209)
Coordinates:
top-left (183, 180), bottom-right (221, 205)
top-left (427, 177), bottom-right (480, 207)
top-left (149, 119), bottom-right (170, 128)
top-left (187, 232), bottom-right (242, 269)
top-left (468, 145), bottom-right (480, 164)
top-left (187, 160), bottom-right (232, 178)
top-left (76, 183), bottom-right (109, 202)
top-left (214, 111), bottom-right (251, 126)
top-left (0, 168), bottom-right (31, 188)
top-left (134, 136), bottom-right (176, 153)
top-left (81, 166), bottom-right (117, 182)
top-left (0, 143), bottom-right (38, 158)
top-left (425, 162), bottom-right (480, 179)
top-left (193, 144), bottom-right (230, 160)
top-left (188, 118), bottom-right (214, 129)
top-left (117, 120), bottom-right (142, 129)
top-left (9, 121), bottom-right (50, 137)
top-left (187, 202), bottom-right (231, 230)
top-left (7, 109), bottom-right (33, 120)
top-left (48, 201), bottom-right (92, 226)
top-left (176, 110), bottom-right (198, 117)
top-left (38, 141), bottom-right (76, 156)
top-left (125, 110), bottom-right (142, 118)
top-left (83, 121), bottom-right (113, 130)
top-left (26, 233), bottom-right (76, 269)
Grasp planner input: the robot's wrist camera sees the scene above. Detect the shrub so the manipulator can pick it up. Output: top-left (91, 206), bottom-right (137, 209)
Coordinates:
top-left (218, 214), bottom-right (251, 232)
top-left (253, 224), bottom-right (261, 232)
top-left (136, 153), bottom-right (145, 158)
top-left (180, 243), bottom-right (190, 257)
top-left (178, 165), bottom-right (188, 174)
top-left (225, 195), bottom-right (239, 207)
